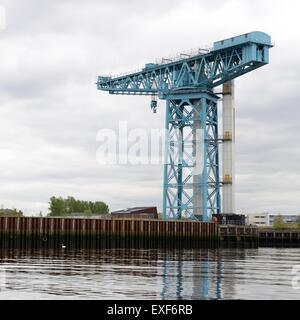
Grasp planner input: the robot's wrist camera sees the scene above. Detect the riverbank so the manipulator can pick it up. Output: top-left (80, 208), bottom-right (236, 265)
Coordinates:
top-left (1, 216), bottom-right (300, 249)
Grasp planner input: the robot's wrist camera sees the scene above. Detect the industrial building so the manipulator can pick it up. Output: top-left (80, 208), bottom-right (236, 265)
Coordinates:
top-left (213, 214), bottom-right (246, 226)
top-left (111, 207), bottom-right (158, 220)
top-left (246, 213), bottom-right (269, 227)
top-left (246, 213), bottom-right (300, 226)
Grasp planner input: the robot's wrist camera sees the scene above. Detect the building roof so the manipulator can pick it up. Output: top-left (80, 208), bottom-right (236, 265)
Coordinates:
top-left (111, 207), bottom-right (157, 214)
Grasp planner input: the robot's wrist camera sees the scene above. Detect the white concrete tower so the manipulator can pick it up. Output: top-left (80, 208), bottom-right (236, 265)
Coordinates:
top-left (222, 81), bottom-right (235, 214)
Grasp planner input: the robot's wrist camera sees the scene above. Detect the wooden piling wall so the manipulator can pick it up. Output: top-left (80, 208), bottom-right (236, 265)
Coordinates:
top-left (0, 216), bottom-right (219, 249)
top-left (258, 229), bottom-right (300, 244)
top-left (219, 225), bottom-right (258, 243)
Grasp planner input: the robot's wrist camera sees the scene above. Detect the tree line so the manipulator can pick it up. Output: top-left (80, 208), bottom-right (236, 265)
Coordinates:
top-left (273, 215), bottom-right (300, 230)
top-left (48, 196), bottom-right (109, 217)
top-left (0, 208), bottom-right (24, 217)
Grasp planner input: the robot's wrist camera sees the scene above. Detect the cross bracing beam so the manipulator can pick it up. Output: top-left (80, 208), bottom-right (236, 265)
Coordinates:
top-left (162, 91), bottom-right (220, 221)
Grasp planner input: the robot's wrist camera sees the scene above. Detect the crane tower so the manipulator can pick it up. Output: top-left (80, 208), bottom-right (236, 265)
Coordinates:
top-left (97, 31), bottom-right (272, 222)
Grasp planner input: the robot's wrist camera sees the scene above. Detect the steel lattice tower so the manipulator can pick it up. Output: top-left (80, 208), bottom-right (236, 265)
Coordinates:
top-left (162, 91), bottom-right (220, 221)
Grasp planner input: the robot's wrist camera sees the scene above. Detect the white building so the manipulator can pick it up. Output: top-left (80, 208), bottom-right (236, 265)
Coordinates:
top-left (246, 213), bottom-right (269, 226)
top-left (246, 213), bottom-right (300, 226)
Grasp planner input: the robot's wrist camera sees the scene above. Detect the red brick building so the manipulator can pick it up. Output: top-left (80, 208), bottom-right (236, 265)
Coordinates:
top-left (111, 207), bottom-right (158, 220)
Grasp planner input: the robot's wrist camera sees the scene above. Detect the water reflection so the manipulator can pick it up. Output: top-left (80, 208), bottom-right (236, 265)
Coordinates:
top-left (0, 247), bottom-right (299, 300)
top-left (216, 253), bottom-right (223, 300)
top-left (160, 250), bottom-right (229, 300)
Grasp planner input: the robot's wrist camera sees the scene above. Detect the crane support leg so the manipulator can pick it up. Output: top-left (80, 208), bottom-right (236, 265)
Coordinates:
top-left (162, 90), bottom-right (221, 221)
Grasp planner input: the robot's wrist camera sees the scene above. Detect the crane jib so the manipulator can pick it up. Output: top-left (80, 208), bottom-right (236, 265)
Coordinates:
top-left (97, 31), bottom-right (272, 95)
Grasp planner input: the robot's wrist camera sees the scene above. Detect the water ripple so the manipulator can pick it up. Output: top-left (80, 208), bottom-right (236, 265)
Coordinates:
top-left (0, 247), bottom-right (299, 299)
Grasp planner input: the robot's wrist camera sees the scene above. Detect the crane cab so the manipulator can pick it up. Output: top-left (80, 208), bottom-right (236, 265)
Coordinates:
top-left (213, 31), bottom-right (273, 64)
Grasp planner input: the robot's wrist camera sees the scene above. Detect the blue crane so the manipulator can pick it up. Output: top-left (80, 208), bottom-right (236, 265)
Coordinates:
top-left (96, 31), bottom-right (273, 222)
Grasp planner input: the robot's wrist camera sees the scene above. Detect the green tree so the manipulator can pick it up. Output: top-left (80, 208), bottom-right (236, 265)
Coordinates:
top-left (48, 196), bottom-right (109, 216)
top-left (273, 216), bottom-right (286, 230)
top-left (0, 208), bottom-right (23, 217)
top-left (49, 197), bottom-right (66, 216)
top-left (92, 201), bottom-right (109, 215)
top-left (297, 215), bottom-right (300, 229)
top-left (84, 208), bottom-right (93, 217)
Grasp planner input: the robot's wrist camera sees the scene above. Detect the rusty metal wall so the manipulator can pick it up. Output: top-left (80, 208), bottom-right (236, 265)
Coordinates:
top-left (0, 216), bottom-right (219, 243)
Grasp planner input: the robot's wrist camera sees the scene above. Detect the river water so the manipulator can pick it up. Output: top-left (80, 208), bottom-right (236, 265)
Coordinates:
top-left (0, 247), bottom-right (299, 300)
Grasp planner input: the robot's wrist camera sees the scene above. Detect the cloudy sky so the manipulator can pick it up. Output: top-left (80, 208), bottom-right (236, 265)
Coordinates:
top-left (0, 0), bottom-right (299, 215)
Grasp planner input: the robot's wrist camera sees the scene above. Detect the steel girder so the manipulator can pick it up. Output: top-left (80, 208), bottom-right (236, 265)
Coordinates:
top-left (162, 91), bottom-right (220, 221)
top-left (97, 35), bottom-right (272, 96)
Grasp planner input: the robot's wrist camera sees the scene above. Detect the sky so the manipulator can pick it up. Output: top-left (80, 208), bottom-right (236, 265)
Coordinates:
top-left (0, 0), bottom-right (299, 215)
